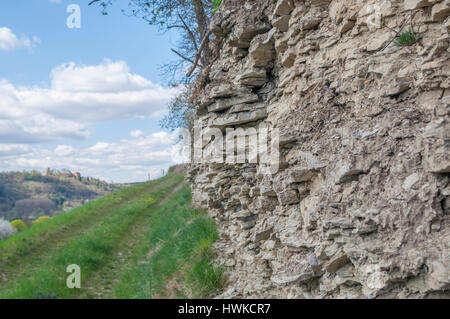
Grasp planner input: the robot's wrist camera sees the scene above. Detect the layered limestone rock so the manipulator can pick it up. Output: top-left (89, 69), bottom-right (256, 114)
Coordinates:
top-left (188, 0), bottom-right (450, 298)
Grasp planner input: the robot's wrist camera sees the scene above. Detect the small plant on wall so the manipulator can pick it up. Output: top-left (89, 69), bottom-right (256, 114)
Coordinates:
top-left (394, 31), bottom-right (422, 46)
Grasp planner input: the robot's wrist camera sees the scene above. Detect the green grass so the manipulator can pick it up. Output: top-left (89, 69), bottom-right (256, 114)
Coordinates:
top-left (394, 31), bottom-right (422, 46)
top-left (113, 184), bottom-right (225, 298)
top-left (0, 173), bottom-right (223, 299)
top-left (0, 176), bottom-right (167, 263)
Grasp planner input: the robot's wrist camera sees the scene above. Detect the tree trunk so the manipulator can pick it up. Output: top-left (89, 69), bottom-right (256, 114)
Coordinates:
top-left (192, 0), bottom-right (211, 67)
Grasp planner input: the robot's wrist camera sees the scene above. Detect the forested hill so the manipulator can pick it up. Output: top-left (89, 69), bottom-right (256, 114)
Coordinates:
top-left (0, 171), bottom-right (122, 221)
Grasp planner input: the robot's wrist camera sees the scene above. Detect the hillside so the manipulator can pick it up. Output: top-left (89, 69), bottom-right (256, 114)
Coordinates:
top-left (0, 172), bottom-right (224, 299)
top-left (0, 171), bottom-right (122, 221)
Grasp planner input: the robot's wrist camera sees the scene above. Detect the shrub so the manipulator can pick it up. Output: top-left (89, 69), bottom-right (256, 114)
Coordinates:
top-left (0, 218), bottom-right (16, 239)
top-left (394, 31), bottom-right (422, 46)
top-left (11, 219), bottom-right (27, 232)
top-left (32, 216), bottom-right (51, 225)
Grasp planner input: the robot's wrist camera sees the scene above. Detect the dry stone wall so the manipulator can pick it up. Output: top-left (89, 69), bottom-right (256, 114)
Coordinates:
top-left (188, 0), bottom-right (450, 298)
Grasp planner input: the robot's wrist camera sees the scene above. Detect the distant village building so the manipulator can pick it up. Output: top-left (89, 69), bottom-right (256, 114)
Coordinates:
top-left (42, 168), bottom-right (81, 180)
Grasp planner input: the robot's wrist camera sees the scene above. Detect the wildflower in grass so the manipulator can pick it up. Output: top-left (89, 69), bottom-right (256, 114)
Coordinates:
top-left (144, 197), bottom-right (156, 204)
top-left (0, 218), bottom-right (16, 239)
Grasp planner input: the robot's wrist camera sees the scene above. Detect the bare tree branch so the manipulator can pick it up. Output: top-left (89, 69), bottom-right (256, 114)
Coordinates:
top-left (171, 48), bottom-right (195, 64)
top-left (186, 30), bottom-right (211, 78)
top-left (167, 23), bottom-right (198, 52)
top-left (178, 13), bottom-right (198, 51)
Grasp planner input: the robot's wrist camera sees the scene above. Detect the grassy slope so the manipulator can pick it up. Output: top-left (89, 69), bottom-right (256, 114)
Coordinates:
top-left (113, 184), bottom-right (225, 299)
top-left (0, 173), bottom-right (224, 299)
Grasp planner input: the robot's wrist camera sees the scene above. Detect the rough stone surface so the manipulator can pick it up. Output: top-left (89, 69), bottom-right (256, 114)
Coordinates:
top-left (431, 1), bottom-right (450, 22)
top-left (404, 0), bottom-right (433, 10)
top-left (188, 0), bottom-right (450, 299)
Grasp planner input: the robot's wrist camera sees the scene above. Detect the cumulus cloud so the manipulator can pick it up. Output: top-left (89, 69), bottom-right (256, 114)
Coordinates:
top-left (0, 27), bottom-right (40, 51)
top-left (130, 130), bottom-right (144, 138)
top-left (0, 144), bottom-right (31, 157)
top-left (0, 60), bottom-right (183, 181)
top-left (83, 131), bottom-right (175, 160)
top-left (0, 131), bottom-right (185, 183)
top-left (54, 145), bottom-right (75, 157)
top-left (0, 60), bottom-right (179, 144)
top-left (0, 116), bottom-right (89, 144)
top-left (50, 60), bottom-right (156, 93)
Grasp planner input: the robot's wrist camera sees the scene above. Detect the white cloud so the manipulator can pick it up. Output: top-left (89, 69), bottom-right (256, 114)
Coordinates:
top-left (0, 60), bottom-right (179, 144)
top-left (54, 145), bottom-right (75, 156)
top-left (0, 144), bottom-right (31, 157)
top-left (0, 131), bottom-right (185, 183)
top-left (50, 60), bottom-right (155, 93)
top-left (0, 27), bottom-right (40, 51)
top-left (130, 130), bottom-right (144, 138)
top-left (84, 131), bottom-right (175, 158)
top-left (0, 60), bottom-right (183, 182)
top-left (87, 142), bottom-right (113, 155)
top-left (0, 116), bottom-right (89, 144)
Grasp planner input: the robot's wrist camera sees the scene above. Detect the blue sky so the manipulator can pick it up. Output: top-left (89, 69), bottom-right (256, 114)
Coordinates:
top-left (0, 0), bottom-right (185, 182)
